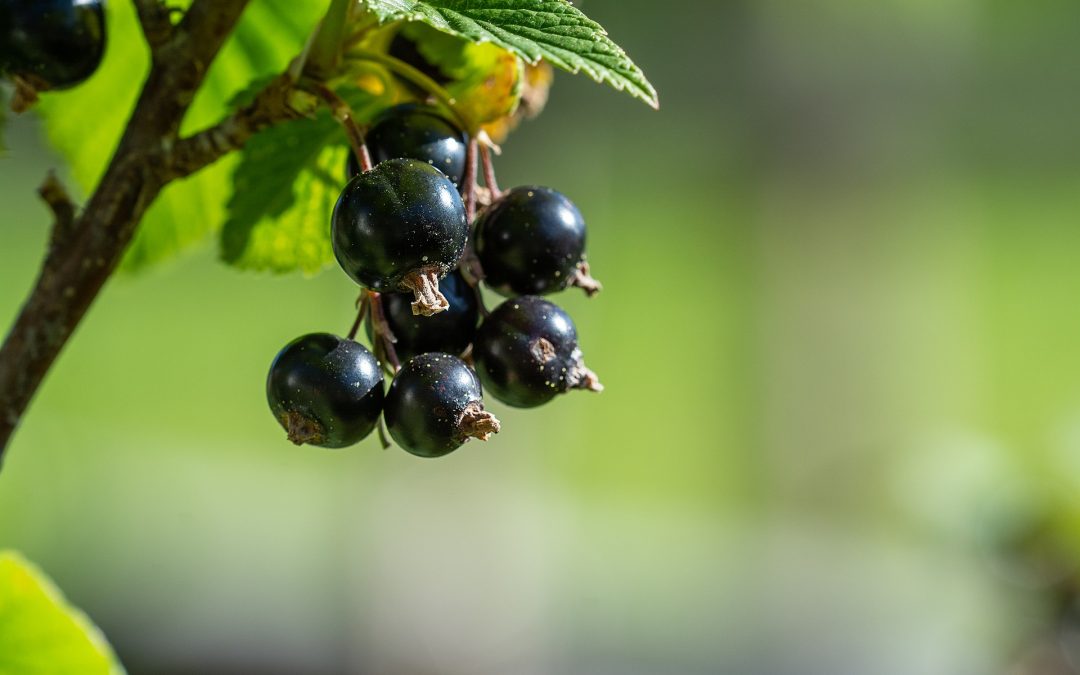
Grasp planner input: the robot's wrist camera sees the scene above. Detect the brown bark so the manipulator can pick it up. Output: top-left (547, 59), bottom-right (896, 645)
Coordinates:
top-left (0, 0), bottom-right (302, 464)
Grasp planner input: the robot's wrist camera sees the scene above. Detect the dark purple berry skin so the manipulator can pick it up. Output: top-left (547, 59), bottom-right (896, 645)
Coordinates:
top-left (473, 296), bottom-right (600, 408)
top-left (347, 104), bottom-right (467, 187)
top-left (332, 158), bottom-right (468, 293)
top-left (384, 353), bottom-right (492, 458)
top-left (475, 187), bottom-right (587, 297)
top-left (367, 271), bottom-right (478, 361)
top-left (266, 333), bottom-right (384, 448)
top-left (1, 0), bottom-right (106, 90)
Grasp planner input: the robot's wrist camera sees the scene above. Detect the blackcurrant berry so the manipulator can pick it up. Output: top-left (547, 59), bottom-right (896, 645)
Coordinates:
top-left (1, 0), bottom-right (106, 91)
top-left (384, 353), bottom-right (500, 458)
top-left (473, 296), bottom-right (602, 408)
top-left (474, 186), bottom-right (601, 297)
top-left (366, 270), bottom-right (478, 362)
top-left (346, 104), bottom-right (467, 187)
top-left (332, 158), bottom-right (468, 316)
top-left (266, 333), bottom-right (384, 448)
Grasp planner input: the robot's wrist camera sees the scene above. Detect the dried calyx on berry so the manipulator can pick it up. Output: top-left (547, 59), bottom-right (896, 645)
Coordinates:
top-left (266, 333), bottom-right (384, 448)
top-left (366, 270), bottom-right (479, 362)
top-left (384, 352), bottom-right (500, 457)
top-left (473, 296), bottom-right (602, 408)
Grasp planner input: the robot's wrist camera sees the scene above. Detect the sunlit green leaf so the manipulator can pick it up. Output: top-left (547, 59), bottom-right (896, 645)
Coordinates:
top-left (363, 0), bottom-right (658, 108)
top-left (221, 88), bottom-right (387, 274)
top-left (403, 23), bottom-right (523, 129)
top-left (35, 0), bottom-right (325, 271)
top-left (0, 551), bottom-right (123, 675)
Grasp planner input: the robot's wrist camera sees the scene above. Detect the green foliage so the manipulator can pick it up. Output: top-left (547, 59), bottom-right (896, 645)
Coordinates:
top-left (37, 0), bottom-right (325, 271)
top-left (17, 0), bottom-right (655, 275)
top-left (404, 23), bottom-right (524, 129)
top-left (0, 551), bottom-right (123, 675)
top-left (221, 88), bottom-right (385, 274)
top-left (363, 0), bottom-right (658, 108)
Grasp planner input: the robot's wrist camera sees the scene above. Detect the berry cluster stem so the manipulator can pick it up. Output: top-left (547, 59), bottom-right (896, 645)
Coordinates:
top-left (367, 291), bottom-right (401, 373)
top-left (310, 83), bottom-right (372, 172)
top-left (462, 138), bottom-right (479, 222)
top-left (479, 142), bottom-right (501, 199)
top-left (346, 292), bottom-right (369, 341)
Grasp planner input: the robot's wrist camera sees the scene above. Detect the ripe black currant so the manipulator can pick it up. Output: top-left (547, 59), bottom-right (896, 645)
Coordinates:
top-left (474, 186), bottom-right (601, 297)
top-left (266, 333), bottom-right (384, 448)
top-left (366, 270), bottom-right (478, 362)
top-left (332, 158), bottom-right (468, 316)
top-left (473, 296), bottom-right (602, 408)
top-left (346, 104), bottom-right (467, 187)
top-left (1, 0), bottom-right (106, 90)
top-left (384, 353), bottom-right (500, 457)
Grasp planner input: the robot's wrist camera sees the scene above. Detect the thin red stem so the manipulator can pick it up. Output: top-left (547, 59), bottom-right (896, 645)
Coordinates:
top-left (309, 82), bottom-right (371, 171)
top-left (346, 292), bottom-right (369, 340)
top-left (463, 138), bottom-right (478, 222)
top-left (479, 142), bottom-right (500, 198)
top-left (367, 290), bottom-right (400, 372)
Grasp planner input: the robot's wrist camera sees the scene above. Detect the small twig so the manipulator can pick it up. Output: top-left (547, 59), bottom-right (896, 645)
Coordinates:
top-left (463, 138), bottom-right (479, 222)
top-left (308, 83), bottom-right (372, 172)
top-left (133, 0), bottom-right (174, 53)
top-left (347, 293), bottom-right (369, 341)
top-left (479, 142), bottom-right (500, 198)
top-left (376, 417), bottom-right (392, 450)
top-left (456, 245), bottom-right (489, 317)
top-left (10, 75), bottom-right (39, 113)
top-left (169, 72), bottom-right (302, 178)
top-left (367, 291), bottom-right (401, 373)
top-left (37, 173), bottom-right (77, 247)
top-left (472, 284), bottom-right (489, 318)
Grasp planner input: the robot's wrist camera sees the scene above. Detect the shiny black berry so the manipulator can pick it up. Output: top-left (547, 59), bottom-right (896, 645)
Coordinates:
top-left (1, 0), bottom-right (106, 90)
top-left (266, 333), bottom-right (384, 448)
top-left (384, 353), bottom-right (500, 458)
top-left (347, 104), bottom-right (467, 188)
top-left (332, 158), bottom-right (468, 316)
top-left (473, 296), bottom-right (602, 408)
top-left (475, 186), bottom-right (601, 297)
top-left (366, 270), bottom-right (478, 362)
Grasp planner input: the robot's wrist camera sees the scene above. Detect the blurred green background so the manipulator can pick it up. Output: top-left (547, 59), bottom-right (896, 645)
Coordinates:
top-left (3, 0), bottom-right (1080, 672)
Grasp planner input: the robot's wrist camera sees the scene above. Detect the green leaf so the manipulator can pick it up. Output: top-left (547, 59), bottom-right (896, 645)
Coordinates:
top-left (0, 551), bottom-right (123, 675)
top-left (36, 0), bottom-right (326, 271)
top-left (363, 0), bottom-right (658, 108)
top-left (221, 89), bottom-right (387, 274)
top-left (404, 23), bottom-right (523, 128)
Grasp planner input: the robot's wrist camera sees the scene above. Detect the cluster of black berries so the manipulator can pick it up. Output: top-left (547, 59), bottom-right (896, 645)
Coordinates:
top-left (0, 0), bottom-right (106, 92)
top-left (267, 104), bottom-right (603, 458)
